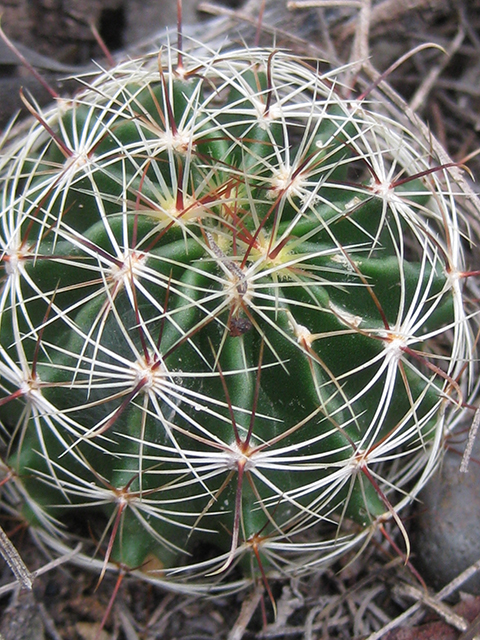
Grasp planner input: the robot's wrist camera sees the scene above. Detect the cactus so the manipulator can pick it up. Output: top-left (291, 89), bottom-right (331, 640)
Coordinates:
top-left (0, 37), bottom-right (476, 593)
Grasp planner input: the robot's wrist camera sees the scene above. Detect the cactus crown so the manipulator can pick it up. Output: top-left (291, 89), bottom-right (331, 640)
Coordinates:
top-left (0, 35), bottom-right (475, 593)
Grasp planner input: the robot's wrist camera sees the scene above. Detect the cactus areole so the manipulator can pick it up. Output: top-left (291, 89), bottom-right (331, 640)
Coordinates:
top-left (0, 45), bottom-right (474, 591)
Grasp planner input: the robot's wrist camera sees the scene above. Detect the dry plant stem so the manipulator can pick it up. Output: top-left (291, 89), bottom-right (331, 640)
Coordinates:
top-left (227, 583), bottom-right (264, 640)
top-left (286, 0), bottom-right (447, 39)
top-left (114, 603), bottom-right (139, 640)
top-left (458, 610), bottom-right (480, 640)
top-left (198, 0), bottom-right (262, 18)
top-left (287, 0), bottom-right (362, 8)
top-left (349, 0), bottom-right (371, 73)
top-left (409, 20), bottom-right (465, 112)
top-left (37, 603), bottom-right (62, 640)
top-left (0, 524), bottom-right (33, 590)
top-left (0, 542), bottom-right (82, 598)
top-left (256, 559), bottom-right (401, 638)
top-left (336, 0), bottom-right (451, 40)
top-left (460, 406), bottom-right (480, 472)
top-left (366, 557), bottom-right (480, 640)
top-left (197, 0), bottom-right (301, 51)
top-left (396, 583), bottom-right (470, 632)
top-left (197, 0), bottom-right (341, 62)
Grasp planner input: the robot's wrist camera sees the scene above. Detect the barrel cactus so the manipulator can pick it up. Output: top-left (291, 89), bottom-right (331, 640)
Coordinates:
top-left (0, 37), bottom-right (475, 594)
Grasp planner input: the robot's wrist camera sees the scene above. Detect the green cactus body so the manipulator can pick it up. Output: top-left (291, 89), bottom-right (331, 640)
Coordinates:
top-left (0, 46), bottom-right (473, 589)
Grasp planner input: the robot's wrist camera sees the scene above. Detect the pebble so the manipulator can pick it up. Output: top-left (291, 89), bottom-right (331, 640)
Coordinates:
top-left (413, 429), bottom-right (480, 594)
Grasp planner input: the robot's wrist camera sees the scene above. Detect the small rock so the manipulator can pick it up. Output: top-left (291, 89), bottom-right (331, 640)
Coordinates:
top-left (413, 430), bottom-right (480, 594)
